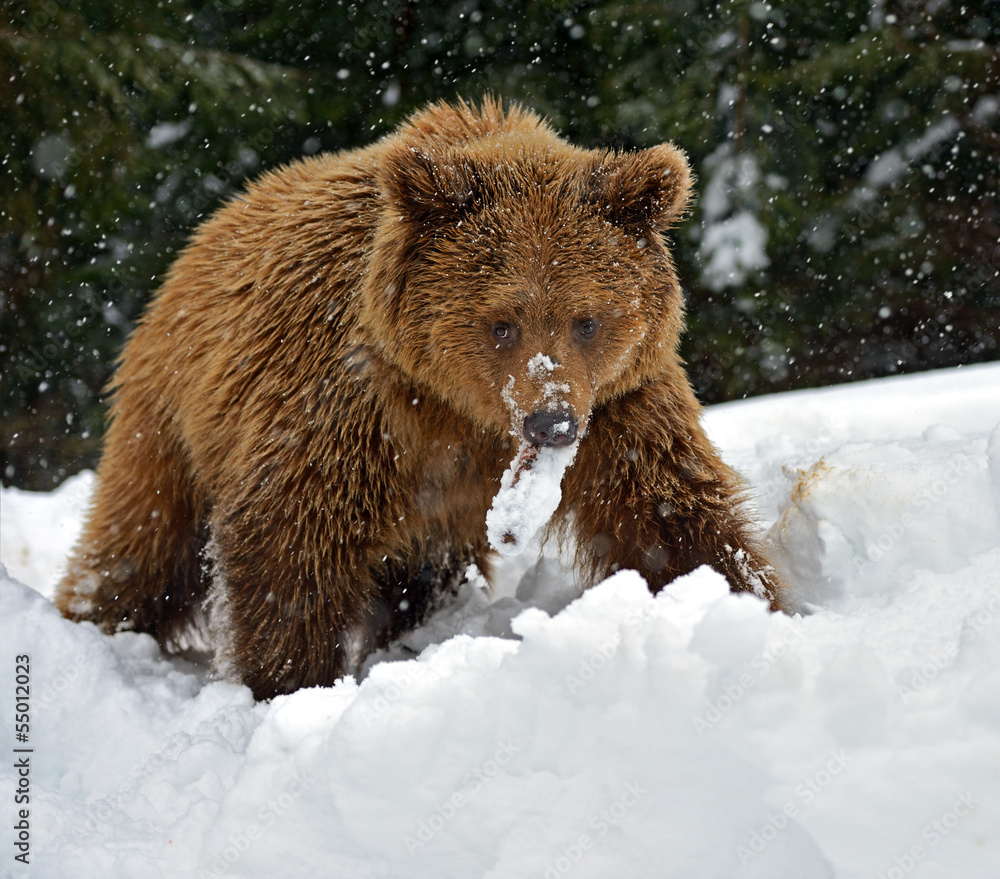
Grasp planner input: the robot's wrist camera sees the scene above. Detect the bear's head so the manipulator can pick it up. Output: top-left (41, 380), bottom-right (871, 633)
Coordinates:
top-left (363, 107), bottom-right (693, 447)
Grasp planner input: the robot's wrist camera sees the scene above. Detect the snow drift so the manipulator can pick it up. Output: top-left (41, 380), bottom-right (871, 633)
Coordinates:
top-left (2, 362), bottom-right (1000, 878)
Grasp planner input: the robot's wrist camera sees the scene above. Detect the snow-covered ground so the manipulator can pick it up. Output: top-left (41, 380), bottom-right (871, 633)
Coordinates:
top-left (2, 362), bottom-right (999, 878)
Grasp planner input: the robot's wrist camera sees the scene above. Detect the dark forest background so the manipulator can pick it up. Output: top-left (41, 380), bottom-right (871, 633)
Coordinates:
top-left (2, 0), bottom-right (998, 489)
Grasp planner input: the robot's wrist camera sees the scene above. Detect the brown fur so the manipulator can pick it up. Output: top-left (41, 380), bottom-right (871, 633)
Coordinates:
top-left (57, 98), bottom-right (784, 700)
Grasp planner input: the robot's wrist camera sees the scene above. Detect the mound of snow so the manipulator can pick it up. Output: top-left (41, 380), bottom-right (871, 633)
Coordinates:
top-left (0, 470), bottom-right (92, 594)
top-left (2, 362), bottom-right (1000, 877)
top-left (773, 432), bottom-right (999, 607)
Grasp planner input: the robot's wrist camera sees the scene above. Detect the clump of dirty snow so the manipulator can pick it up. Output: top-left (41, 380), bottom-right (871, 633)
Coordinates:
top-left (486, 439), bottom-right (578, 556)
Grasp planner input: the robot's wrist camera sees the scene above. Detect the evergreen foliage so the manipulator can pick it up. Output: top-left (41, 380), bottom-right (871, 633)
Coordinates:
top-left (2, 0), bottom-right (998, 488)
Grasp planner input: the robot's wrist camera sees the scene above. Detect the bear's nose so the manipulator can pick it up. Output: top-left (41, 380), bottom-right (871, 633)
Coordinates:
top-left (523, 411), bottom-right (578, 447)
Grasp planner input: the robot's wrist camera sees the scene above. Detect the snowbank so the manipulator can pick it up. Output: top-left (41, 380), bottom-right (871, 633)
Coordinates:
top-left (3, 362), bottom-right (1000, 878)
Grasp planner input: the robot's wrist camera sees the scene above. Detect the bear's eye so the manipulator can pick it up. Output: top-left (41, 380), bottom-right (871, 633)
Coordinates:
top-left (573, 318), bottom-right (599, 341)
top-left (492, 322), bottom-right (517, 347)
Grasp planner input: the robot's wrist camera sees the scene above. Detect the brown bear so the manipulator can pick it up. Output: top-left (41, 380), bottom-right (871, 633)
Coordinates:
top-left (56, 98), bottom-right (784, 700)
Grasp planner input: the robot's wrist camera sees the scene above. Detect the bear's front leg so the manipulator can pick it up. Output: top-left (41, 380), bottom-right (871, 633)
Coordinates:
top-left (564, 379), bottom-right (784, 610)
top-left (206, 495), bottom-right (370, 700)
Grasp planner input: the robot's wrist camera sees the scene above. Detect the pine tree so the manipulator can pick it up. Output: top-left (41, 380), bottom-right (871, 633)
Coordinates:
top-left (2, 0), bottom-right (998, 487)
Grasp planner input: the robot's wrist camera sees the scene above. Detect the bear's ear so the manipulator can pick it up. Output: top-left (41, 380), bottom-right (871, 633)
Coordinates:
top-left (376, 143), bottom-right (480, 226)
top-left (590, 143), bottom-right (693, 234)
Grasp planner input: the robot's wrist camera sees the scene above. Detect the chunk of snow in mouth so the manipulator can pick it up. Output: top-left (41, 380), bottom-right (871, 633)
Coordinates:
top-left (486, 439), bottom-right (578, 557)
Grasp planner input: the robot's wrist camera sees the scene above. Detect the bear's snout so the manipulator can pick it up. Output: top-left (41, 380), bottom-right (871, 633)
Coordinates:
top-left (523, 410), bottom-right (578, 447)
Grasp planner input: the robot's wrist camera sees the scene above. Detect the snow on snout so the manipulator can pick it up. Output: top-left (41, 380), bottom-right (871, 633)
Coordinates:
top-left (526, 352), bottom-right (572, 424)
top-left (502, 352), bottom-right (574, 429)
top-left (527, 352), bottom-right (557, 379)
top-left (489, 353), bottom-right (579, 555)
